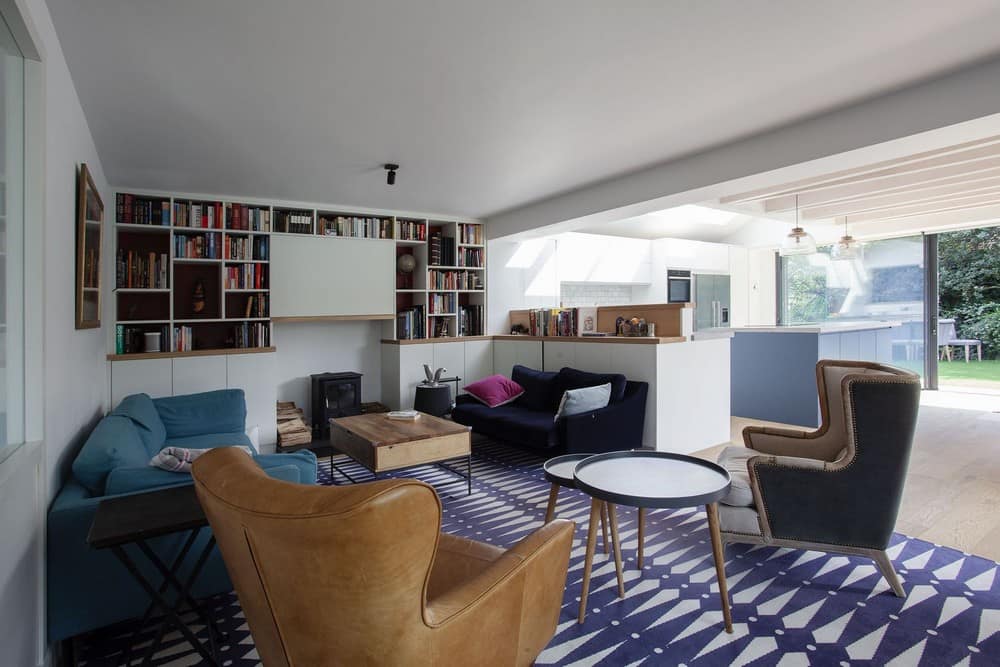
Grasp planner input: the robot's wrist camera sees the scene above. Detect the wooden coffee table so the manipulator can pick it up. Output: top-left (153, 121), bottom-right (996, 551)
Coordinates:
top-left (329, 412), bottom-right (472, 494)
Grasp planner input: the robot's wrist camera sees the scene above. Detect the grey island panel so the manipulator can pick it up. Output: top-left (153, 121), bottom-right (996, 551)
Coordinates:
top-left (731, 331), bottom-right (820, 427)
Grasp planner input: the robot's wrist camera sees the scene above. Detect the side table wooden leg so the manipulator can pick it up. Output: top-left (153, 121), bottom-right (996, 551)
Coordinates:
top-left (637, 507), bottom-right (646, 569)
top-left (545, 483), bottom-right (559, 523)
top-left (706, 502), bottom-right (733, 633)
top-left (606, 503), bottom-right (625, 598)
top-left (578, 498), bottom-right (603, 623)
top-left (600, 502), bottom-right (610, 554)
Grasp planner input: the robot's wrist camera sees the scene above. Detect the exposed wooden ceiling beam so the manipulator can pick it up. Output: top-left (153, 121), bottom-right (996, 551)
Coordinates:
top-left (801, 179), bottom-right (1000, 219)
top-left (720, 134), bottom-right (1000, 204)
top-left (763, 155), bottom-right (1000, 213)
top-left (840, 192), bottom-right (1000, 224)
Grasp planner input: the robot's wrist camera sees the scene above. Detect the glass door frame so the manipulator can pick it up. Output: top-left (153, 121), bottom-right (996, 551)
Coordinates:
top-left (924, 234), bottom-right (939, 390)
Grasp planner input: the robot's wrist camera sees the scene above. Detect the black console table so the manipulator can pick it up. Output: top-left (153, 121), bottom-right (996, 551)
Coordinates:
top-left (87, 484), bottom-right (224, 666)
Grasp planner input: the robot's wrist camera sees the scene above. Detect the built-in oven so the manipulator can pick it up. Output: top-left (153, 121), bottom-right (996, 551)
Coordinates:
top-left (667, 269), bottom-right (692, 303)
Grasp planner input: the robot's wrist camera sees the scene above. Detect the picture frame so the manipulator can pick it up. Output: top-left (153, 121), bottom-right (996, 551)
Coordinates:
top-left (75, 163), bottom-right (104, 329)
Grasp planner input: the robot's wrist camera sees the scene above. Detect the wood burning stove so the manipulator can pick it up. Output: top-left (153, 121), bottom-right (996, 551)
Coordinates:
top-left (310, 372), bottom-right (362, 439)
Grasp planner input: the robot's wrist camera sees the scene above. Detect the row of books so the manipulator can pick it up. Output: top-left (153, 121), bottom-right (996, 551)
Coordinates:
top-left (396, 220), bottom-right (426, 241)
top-left (429, 232), bottom-right (456, 266)
top-left (225, 263), bottom-right (267, 290)
top-left (115, 324), bottom-right (169, 354)
top-left (428, 269), bottom-right (483, 291)
top-left (116, 250), bottom-right (169, 288)
top-left (525, 307), bottom-right (597, 337)
top-left (239, 293), bottom-right (269, 319)
top-left (276, 210), bottom-right (312, 234)
top-left (457, 247), bottom-right (484, 268)
top-left (458, 223), bottom-right (484, 245)
top-left (117, 194), bottom-right (169, 226)
top-left (83, 248), bottom-right (100, 289)
top-left (396, 305), bottom-right (426, 339)
top-left (174, 326), bottom-right (195, 352)
top-left (175, 202), bottom-right (224, 229)
top-left (318, 215), bottom-right (392, 239)
top-left (175, 232), bottom-right (220, 259)
top-left (226, 203), bottom-right (270, 231)
top-left (428, 292), bottom-right (457, 314)
top-left (232, 321), bottom-right (271, 348)
top-left (459, 305), bottom-right (484, 336)
top-left (224, 235), bottom-right (269, 261)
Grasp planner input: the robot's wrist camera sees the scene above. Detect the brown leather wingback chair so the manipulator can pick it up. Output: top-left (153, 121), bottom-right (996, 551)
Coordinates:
top-left (715, 360), bottom-right (921, 597)
top-left (192, 447), bottom-right (574, 666)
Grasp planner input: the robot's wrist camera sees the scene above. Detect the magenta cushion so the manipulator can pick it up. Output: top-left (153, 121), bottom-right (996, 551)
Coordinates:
top-left (464, 375), bottom-right (525, 408)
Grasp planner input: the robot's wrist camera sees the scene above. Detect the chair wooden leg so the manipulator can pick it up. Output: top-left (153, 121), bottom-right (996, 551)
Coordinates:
top-left (637, 507), bottom-right (646, 569)
top-left (600, 502), bottom-right (610, 554)
top-left (544, 483), bottom-right (559, 523)
top-left (873, 550), bottom-right (906, 598)
top-left (578, 499), bottom-right (603, 623)
top-left (706, 503), bottom-right (733, 633)
top-left (606, 503), bottom-right (625, 598)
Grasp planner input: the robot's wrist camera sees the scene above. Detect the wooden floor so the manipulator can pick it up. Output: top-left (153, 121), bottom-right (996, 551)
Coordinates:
top-left (696, 390), bottom-right (1000, 562)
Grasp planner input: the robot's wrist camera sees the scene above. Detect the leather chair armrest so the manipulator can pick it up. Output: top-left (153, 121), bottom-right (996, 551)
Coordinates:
top-left (743, 425), bottom-right (821, 457)
top-left (425, 520), bottom-right (574, 627)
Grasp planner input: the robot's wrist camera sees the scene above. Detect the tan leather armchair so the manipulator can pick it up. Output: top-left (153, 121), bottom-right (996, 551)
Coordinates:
top-left (716, 360), bottom-right (921, 597)
top-left (192, 447), bottom-right (574, 666)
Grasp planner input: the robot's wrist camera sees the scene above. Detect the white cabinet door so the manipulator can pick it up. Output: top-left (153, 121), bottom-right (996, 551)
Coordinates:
top-left (493, 340), bottom-right (542, 375)
top-left (543, 341), bottom-right (575, 372)
top-left (172, 356), bottom-right (227, 396)
top-left (398, 345), bottom-right (434, 409)
top-left (432, 342), bottom-right (465, 384)
top-left (228, 353), bottom-right (277, 450)
top-left (573, 343), bottom-right (615, 373)
top-left (463, 340), bottom-right (494, 389)
top-left (110, 358), bottom-right (173, 406)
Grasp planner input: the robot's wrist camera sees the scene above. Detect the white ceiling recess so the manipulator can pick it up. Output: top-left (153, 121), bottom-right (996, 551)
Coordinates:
top-left (47, 0), bottom-right (1000, 220)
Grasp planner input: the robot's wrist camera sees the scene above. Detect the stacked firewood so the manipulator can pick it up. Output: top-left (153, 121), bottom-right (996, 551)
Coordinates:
top-left (276, 401), bottom-right (312, 448)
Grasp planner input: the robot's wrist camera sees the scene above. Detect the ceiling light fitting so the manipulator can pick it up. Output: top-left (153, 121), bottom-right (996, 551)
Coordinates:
top-left (384, 163), bottom-right (399, 185)
top-left (831, 215), bottom-right (862, 261)
top-left (778, 195), bottom-right (816, 256)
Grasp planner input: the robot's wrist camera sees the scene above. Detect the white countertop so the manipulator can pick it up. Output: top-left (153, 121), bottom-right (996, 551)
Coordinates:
top-left (732, 321), bottom-right (902, 334)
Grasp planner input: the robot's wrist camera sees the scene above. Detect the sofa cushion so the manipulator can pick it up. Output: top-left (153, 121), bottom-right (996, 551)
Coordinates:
top-left (165, 431), bottom-right (254, 451)
top-left (717, 445), bottom-right (758, 507)
top-left (510, 365), bottom-right (559, 412)
top-left (554, 383), bottom-right (612, 421)
top-left (72, 416), bottom-right (149, 495)
top-left (554, 367), bottom-right (627, 404)
top-left (111, 393), bottom-right (167, 457)
top-left (153, 389), bottom-right (247, 439)
top-left (464, 374), bottom-right (525, 408)
top-left (451, 401), bottom-right (558, 449)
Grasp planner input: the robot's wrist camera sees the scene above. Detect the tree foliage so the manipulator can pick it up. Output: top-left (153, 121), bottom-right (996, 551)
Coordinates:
top-left (939, 228), bottom-right (1000, 359)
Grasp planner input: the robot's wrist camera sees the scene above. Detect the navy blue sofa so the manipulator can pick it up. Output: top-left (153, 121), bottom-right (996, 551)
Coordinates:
top-left (452, 365), bottom-right (648, 453)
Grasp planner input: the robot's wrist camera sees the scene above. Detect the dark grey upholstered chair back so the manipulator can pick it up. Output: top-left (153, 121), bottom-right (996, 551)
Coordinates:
top-left (753, 361), bottom-right (921, 551)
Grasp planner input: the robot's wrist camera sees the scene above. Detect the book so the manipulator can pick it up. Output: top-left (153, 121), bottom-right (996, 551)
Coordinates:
top-left (387, 410), bottom-right (420, 421)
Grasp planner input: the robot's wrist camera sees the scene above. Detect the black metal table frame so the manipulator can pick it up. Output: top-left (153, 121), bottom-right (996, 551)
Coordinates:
top-left (109, 526), bottom-right (225, 666)
top-left (326, 451), bottom-right (473, 496)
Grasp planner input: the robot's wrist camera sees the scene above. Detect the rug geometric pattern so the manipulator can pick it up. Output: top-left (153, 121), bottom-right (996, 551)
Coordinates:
top-left (79, 440), bottom-right (1000, 666)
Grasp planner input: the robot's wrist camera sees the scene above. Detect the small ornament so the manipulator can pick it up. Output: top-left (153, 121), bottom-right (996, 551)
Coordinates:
top-left (192, 280), bottom-right (206, 314)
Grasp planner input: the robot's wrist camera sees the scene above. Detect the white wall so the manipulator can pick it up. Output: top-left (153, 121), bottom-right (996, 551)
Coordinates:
top-left (0, 0), bottom-right (110, 664)
top-left (487, 238), bottom-right (559, 334)
top-left (271, 321), bottom-right (383, 426)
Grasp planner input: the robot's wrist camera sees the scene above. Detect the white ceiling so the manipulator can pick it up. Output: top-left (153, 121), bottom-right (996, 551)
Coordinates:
top-left (47, 0), bottom-right (1000, 218)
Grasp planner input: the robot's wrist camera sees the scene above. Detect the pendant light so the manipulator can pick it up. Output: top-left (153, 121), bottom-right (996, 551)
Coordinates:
top-left (831, 215), bottom-right (861, 261)
top-left (779, 195), bottom-right (816, 256)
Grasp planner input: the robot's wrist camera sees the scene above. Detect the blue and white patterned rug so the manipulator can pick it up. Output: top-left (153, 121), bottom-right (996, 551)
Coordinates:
top-left (80, 441), bottom-right (1000, 666)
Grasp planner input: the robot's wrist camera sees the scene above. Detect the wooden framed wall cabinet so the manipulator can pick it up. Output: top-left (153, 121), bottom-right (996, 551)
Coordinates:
top-left (76, 163), bottom-right (103, 329)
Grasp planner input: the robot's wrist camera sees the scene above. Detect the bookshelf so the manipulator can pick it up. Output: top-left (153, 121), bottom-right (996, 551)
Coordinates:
top-left (111, 191), bottom-right (485, 357)
top-left (393, 220), bottom-right (486, 340)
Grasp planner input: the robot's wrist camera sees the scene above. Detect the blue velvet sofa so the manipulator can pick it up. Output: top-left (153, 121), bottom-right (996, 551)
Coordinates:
top-left (47, 388), bottom-right (317, 644)
top-left (452, 365), bottom-right (648, 454)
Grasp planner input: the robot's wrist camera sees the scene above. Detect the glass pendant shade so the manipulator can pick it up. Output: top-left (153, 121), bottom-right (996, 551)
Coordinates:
top-left (779, 226), bottom-right (817, 256)
top-left (831, 234), bottom-right (861, 260)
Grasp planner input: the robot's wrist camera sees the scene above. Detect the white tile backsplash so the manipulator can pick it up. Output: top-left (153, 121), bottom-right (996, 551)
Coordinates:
top-left (560, 283), bottom-right (633, 307)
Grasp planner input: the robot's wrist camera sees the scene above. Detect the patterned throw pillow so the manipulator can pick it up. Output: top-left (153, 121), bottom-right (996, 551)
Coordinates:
top-left (150, 446), bottom-right (253, 473)
top-left (464, 374), bottom-right (526, 408)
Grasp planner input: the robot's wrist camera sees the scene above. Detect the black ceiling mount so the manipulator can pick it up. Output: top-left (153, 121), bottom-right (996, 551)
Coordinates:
top-left (383, 163), bottom-right (399, 185)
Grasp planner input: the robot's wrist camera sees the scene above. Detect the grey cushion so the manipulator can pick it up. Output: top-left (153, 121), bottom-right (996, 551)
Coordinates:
top-left (718, 504), bottom-right (762, 535)
top-left (554, 383), bottom-right (612, 421)
top-left (717, 445), bottom-right (759, 507)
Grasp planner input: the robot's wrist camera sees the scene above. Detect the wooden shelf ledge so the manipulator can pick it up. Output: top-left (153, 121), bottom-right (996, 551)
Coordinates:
top-left (107, 347), bottom-right (276, 361)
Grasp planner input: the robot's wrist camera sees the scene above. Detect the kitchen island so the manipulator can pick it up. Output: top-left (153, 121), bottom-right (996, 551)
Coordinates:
top-left (730, 321), bottom-right (902, 427)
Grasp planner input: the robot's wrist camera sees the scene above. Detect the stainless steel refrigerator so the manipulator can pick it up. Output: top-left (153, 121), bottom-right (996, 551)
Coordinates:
top-left (694, 273), bottom-right (731, 330)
